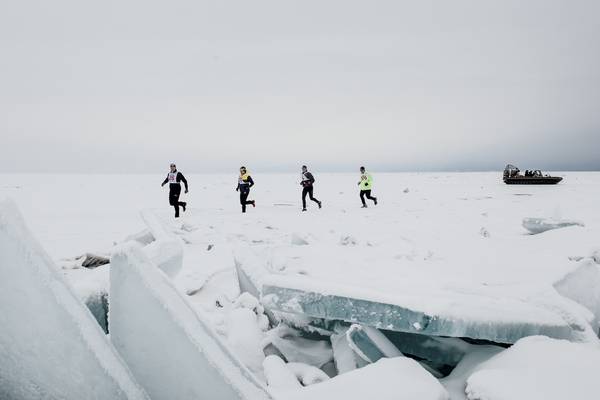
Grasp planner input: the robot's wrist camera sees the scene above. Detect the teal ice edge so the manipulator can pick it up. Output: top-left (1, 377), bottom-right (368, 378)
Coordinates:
top-left (260, 285), bottom-right (574, 344)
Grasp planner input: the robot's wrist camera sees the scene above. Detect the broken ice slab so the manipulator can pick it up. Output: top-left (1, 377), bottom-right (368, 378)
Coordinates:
top-left (261, 276), bottom-right (579, 344)
top-left (330, 325), bottom-right (360, 374)
top-left (234, 248), bottom-right (331, 333)
top-left (262, 326), bottom-right (333, 368)
top-left (346, 324), bottom-right (402, 363)
top-left (139, 209), bottom-right (184, 278)
top-left (522, 217), bottom-right (584, 234)
top-left (110, 242), bottom-right (271, 400)
top-left (84, 291), bottom-right (110, 333)
top-left (383, 330), bottom-right (475, 367)
top-left (0, 199), bottom-right (148, 400)
top-left (234, 246), bottom-right (269, 299)
top-left (346, 324), bottom-right (444, 378)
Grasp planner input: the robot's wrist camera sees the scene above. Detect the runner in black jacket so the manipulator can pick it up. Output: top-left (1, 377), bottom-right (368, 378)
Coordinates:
top-left (236, 166), bottom-right (255, 213)
top-left (161, 163), bottom-right (188, 218)
top-left (300, 165), bottom-right (322, 211)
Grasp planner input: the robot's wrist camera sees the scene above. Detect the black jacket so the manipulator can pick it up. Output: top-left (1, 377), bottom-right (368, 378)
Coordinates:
top-left (301, 172), bottom-right (315, 187)
top-left (162, 171), bottom-right (188, 191)
top-left (236, 175), bottom-right (254, 192)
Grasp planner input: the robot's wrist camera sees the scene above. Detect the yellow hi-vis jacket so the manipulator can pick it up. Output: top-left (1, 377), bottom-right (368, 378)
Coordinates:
top-left (359, 172), bottom-right (373, 190)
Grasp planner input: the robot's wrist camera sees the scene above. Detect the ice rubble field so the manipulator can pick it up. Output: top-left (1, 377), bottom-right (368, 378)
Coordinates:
top-left (1, 171), bottom-right (600, 400)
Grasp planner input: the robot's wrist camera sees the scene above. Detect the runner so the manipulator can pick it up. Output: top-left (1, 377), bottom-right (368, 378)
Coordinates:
top-left (161, 163), bottom-right (188, 218)
top-left (236, 166), bottom-right (255, 213)
top-left (358, 166), bottom-right (378, 208)
top-left (300, 165), bottom-right (322, 211)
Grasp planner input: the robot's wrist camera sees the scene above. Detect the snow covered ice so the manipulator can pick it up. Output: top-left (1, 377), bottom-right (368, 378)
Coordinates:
top-left (522, 217), bottom-right (584, 235)
top-left (345, 324), bottom-right (403, 363)
top-left (1, 171), bottom-right (600, 399)
top-left (139, 209), bottom-right (184, 278)
top-left (282, 358), bottom-right (449, 400)
top-left (109, 242), bottom-right (271, 400)
top-left (0, 199), bottom-right (148, 400)
top-left (465, 336), bottom-right (600, 400)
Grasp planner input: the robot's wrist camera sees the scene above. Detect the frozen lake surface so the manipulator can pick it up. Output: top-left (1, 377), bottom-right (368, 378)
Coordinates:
top-left (1, 171), bottom-right (599, 399)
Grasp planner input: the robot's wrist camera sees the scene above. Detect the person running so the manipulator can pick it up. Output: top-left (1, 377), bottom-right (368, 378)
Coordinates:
top-left (300, 165), bottom-right (322, 211)
top-left (358, 166), bottom-right (378, 208)
top-left (236, 166), bottom-right (255, 213)
top-left (161, 163), bottom-right (188, 218)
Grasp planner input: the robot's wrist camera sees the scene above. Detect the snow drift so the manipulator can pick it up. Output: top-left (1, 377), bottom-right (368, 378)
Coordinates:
top-left (465, 336), bottom-right (600, 400)
top-left (283, 357), bottom-right (449, 400)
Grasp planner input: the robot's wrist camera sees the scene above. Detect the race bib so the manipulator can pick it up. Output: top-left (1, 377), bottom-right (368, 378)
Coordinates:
top-left (168, 172), bottom-right (177, 183)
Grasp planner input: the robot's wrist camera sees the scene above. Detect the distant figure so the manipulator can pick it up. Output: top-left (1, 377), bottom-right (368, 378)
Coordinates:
top-left (358, 166), bottom-right (378, 208)
top-left (300, 165), bottom-right (322, 212)
top-left (236, 166), bottom-right (255, 213)
top-left (161, 163), bottom-right (188, 218)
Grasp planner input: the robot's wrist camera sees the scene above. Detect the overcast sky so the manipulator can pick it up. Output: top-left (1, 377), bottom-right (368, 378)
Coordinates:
top-left (1, 0), bottom-right (598, 173)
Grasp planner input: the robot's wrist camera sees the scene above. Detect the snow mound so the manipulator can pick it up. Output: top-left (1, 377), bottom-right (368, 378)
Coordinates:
top-left (522, 217), bottom-right (584, 234)
top-left (466, 336), bottom-right (600, 400)
top-left (263, 355), bottom-right (302, 391)
top-left (263, 328), bottom-right (333, 368)
top-left (109, 242), bottom-right (271, 400)
top-left (284, 357), bottom-right (449, 400)
top-left (440, 345), bottom-right (504, 400)
top-left (554, 258), bottom-right (600, 332)
top-left (0, 199), bottom-right (147, 400)
top-left (286, 362), bottom-right (330, 386)
top-left (225, 304), bottom-right (268, 376)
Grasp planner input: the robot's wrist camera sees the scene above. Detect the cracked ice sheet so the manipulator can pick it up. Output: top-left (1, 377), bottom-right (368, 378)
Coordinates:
top-left (258, 238), bottom-right (599, 342)
top-left (3, 172), bottom-right (600, 342)
top-left (227, 176), bottom-right (600, 343)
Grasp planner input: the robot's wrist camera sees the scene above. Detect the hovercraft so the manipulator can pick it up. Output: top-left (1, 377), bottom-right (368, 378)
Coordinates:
top-left (503, 164), bottom-right (562, 185)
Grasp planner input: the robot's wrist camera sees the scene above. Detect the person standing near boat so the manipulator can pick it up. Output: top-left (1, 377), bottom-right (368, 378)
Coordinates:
top-left (236, 166), bottom-right (255, 213)
top-left (300, 165), bottom-right (322, 211)
top-left (161, 162), bottom-right (188, 218)
top-left (358, 166), bottom-right (378, 208)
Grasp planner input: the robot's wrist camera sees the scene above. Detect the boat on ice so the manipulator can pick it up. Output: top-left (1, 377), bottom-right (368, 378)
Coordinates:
top-left (503, 165), bottom-right (562, 185)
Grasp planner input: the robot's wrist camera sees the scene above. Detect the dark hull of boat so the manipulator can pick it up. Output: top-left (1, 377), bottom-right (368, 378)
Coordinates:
top-left (504, 177), bottom-right (563, 185)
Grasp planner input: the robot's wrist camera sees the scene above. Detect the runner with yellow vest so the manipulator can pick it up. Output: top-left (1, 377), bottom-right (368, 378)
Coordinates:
top-left (358, 166), bottom-right (378, 208)
top-left (236, 166), bottom-right (256, 213)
